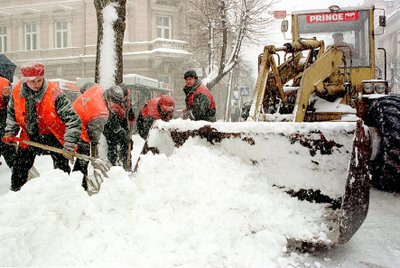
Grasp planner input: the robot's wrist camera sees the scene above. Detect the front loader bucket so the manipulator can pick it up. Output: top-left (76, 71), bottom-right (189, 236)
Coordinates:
top-left (136, 119), bottom-right (371, 251)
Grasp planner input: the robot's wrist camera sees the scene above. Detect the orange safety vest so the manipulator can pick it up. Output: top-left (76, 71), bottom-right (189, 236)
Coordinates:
top-left (186, 83), bottom-right (216, 111)
top-left (13, 81), bottom-right (66, 145)
top-left (73, 84), bottom-right (109, 143)
top-left (141, 97), bottom-right (162, 119)
top-left (0, 77), bottom-right (11, 110)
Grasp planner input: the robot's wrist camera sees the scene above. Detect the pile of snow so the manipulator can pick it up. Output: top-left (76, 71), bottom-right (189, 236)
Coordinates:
top-left (0, 136), bottom-right (333, 267)
top-left (1, 129), bottom-right (398, 267)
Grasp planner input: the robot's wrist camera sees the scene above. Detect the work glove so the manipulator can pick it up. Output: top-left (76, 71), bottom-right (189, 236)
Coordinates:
top-left (186, 110), bottom-right (195, 120)
top-left (182, 109), bottom-right (189, 119)
top-left (128, 107), bottom-right (136, 121)
top-left (182, 109), bottom-right (195, 120)
top-left (63, 142), bottom-right (77, 161)
top-left (2, 134), bottom-right (29, 149)
top-left (2, 133), bottom-right (15, 145)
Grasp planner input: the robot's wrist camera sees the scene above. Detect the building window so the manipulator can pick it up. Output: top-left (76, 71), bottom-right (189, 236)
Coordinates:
top-left (156, 16), bottom-right (171, 39)
top-left (55, 20), bottom-right (68, 48)
top-left (25, 23), bottom-right (37, 51)
top-left (0, 26), bottom-right (7, 53)
top-left (159, 75), bottom-right (171, 89)
top-left (159, 76), bottom-right (170, 84)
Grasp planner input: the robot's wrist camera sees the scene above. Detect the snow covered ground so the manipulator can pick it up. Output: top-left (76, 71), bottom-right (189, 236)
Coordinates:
top-left (0, 134), bottom-right (399, 267)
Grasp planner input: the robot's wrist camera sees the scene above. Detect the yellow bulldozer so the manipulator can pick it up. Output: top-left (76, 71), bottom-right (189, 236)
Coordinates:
top-left (248, 4), bottom-right (399, 193)
top-left (135, 5), bottom-right (399, 251)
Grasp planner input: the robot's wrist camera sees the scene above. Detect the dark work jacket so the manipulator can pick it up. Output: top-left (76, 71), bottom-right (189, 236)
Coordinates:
top-left (183, 79), bottom-right (216, 122)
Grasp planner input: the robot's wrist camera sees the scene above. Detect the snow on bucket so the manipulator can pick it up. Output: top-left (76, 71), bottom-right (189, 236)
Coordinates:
top-left (136, 119), bottom-right (370, 251)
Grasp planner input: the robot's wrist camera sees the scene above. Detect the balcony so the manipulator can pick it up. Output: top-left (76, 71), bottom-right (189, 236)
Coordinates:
top-left (123, 38), bottom-right (191, 64)
top-left (149, 38), bottom-right (187, 51)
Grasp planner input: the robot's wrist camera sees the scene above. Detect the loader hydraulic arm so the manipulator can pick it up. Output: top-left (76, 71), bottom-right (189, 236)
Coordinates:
top-left (249, 39), bottom-right (329, 121)
top-left (249, 45), bottom-right (283, 121)
top-left (293, 47), bottom-right (345, 122)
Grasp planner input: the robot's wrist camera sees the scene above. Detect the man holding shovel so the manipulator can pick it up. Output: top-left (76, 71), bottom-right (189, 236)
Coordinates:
top-left (73, 82), bottom-right (111, 190)
top-left (2, 62), bottom-right (83, 191)
top-left (74, 82), bottom-right (109, 157)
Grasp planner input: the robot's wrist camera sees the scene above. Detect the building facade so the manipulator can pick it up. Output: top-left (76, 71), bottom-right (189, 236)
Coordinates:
top-left (0, 0), bottom-right (208, 111)
top-left (363, 0), bottom-right (400, 93)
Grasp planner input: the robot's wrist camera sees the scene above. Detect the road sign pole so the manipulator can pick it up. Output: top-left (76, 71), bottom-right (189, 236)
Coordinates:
top-left (224, 70), bottom-right (234, 122)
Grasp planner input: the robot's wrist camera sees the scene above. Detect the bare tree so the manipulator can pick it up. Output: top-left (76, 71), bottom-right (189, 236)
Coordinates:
top-left (187, 0), bottom-right (274, 89)
top-left (94, 0), bottom-right (126, 88)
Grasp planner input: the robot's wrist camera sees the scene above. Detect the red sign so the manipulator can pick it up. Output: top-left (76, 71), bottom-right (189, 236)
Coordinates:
top-left (306, 11), bottom-right (359, 23)
top-left (274, 10), bottom-right (287, 19)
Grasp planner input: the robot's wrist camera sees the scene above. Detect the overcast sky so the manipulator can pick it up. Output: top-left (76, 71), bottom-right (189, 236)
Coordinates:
top-left (273, 0), bottom-right (363, 12)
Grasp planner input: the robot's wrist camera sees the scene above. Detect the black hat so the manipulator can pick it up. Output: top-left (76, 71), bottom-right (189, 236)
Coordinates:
top-left (184, 70), bottom-right (198, 79)
top-left (106, 85), bottom-right (124, 104)
top-left (80, 82), bottom-right (96, 94)
top-left (119, 83), bottom-right (129, 97)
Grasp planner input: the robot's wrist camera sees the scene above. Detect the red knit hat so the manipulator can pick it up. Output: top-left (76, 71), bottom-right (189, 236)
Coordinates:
top-left (159, 95), bottom-right (175, 112)
top-left (21, 62), bottom-right (44, 82)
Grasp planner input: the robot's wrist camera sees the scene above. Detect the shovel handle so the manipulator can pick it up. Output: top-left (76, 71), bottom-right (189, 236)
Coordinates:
top-left (4, 136), bottom-right (111, 184)
top-left (4, 136), bottom-right (94, 162)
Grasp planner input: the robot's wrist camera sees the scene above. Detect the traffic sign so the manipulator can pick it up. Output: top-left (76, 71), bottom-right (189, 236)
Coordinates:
top-left (240, 86), bottom-right (250, 96)
top-left (273, 10), bottom-right (287, 19)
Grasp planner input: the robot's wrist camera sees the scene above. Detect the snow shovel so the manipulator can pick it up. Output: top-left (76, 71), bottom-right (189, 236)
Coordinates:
top-left (3, 137), bottom-right (112, 192)
top-left (28, 166), bottom-right (41, 180)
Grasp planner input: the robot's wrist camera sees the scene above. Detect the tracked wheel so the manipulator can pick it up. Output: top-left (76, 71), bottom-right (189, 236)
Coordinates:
top-left (366, 95), bottom-right (400, 192)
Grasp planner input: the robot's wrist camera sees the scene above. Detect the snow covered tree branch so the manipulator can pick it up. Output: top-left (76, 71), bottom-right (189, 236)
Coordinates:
top-left (187, 0), bottom-right (274, 89)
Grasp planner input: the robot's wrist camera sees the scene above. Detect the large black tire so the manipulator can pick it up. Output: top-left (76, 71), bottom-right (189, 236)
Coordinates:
top-left (366, 95), bottom-right (400, 192)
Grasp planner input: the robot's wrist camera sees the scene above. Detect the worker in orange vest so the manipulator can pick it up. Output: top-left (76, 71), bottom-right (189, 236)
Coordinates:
top-left (74, 82), bottom-right (109, 154)
top-left (182, 70), bottom-right (216, 122)
top-left (73, 82), bottom-right (111, 190)
top-left (2, 62), bottom-right (83, 191)
top-left (136, 95), bottom-right (175, 140)
top-left (0, 76), bottom-right (15, 168)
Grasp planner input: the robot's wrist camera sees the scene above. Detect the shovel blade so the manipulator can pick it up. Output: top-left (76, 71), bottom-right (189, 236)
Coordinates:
top-left (86, 164), bottom-right (109, 193)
